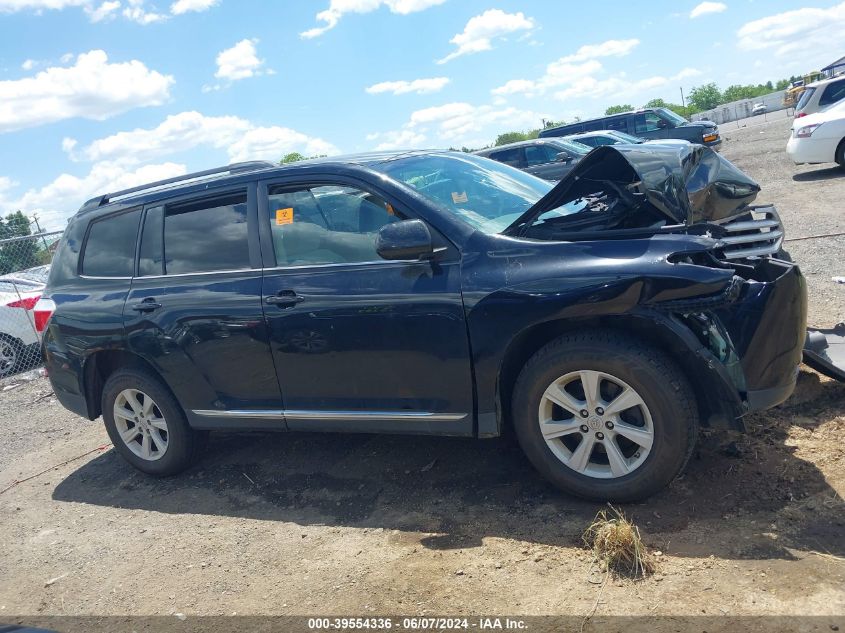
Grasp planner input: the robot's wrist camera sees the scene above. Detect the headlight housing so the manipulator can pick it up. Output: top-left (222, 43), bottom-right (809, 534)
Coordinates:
top-left (794, 123), bottom-right (823, 138)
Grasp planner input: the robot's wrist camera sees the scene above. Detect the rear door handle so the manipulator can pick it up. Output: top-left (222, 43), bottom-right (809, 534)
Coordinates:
top-left (131, 298), bottom-right (162, 313)
top-left (265, 291), bottom-right (304, 308)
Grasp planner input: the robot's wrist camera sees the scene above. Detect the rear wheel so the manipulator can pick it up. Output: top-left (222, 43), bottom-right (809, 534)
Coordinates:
top-left (0, 335), bottom-right (23, 377)
top-left (102, 368), bottom-right (206, 476)
top-left (511, 331), bottom-right (698, 502)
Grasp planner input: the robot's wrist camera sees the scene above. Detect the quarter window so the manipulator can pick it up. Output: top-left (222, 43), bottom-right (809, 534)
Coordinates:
top-left (162, 193), bottom-right (249, 275)
top-left (81, 210), bottom-right (141, 277)
top-left (268, 185), bottom-right (402, 267)
top-left (820, 79), bottom-right (845, 107)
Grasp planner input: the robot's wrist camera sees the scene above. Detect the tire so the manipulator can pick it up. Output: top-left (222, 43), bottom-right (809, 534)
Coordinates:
top-left (836, 139), bottom-right (845, 169)
top-left (101, 368), bottom-right (206, 476)
top-left (0, 334), bottom-right (23, 377)
top-left (511, 330), bottom-right (698, 502)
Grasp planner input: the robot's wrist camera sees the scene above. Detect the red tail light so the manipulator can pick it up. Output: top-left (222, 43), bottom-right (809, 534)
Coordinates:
top-left (6, 295), bottom-right (40, 310)
top-left (795, 112), bottom-right (806, 118)
top-left (32, 297), bottom-right (56, 335)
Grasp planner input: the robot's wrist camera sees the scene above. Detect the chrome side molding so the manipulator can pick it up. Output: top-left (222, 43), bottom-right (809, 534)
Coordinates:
top-left (192, 409), bottom-right (467, 422)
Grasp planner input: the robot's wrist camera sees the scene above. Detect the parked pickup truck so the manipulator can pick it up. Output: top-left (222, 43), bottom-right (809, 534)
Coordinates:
top-left (38, 145), bottom-right (805, 501)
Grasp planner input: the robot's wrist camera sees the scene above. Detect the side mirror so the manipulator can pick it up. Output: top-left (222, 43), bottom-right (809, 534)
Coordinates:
top-left (555, 152), bottom-right (572, 163)
top-left (376, 219), bottom-right (434, 260)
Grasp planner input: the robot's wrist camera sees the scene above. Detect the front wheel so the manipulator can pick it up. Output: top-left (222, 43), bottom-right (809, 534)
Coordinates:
top-left (102, 368), bottom-right (206, 476)
top-left (512, 331), bottom-right (699, 502)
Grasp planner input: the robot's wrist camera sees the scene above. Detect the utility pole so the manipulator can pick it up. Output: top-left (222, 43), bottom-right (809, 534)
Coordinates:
top-left (31, 214), bottom-right (49, 250)
top-left (680, 87), bottom-right (686, 109)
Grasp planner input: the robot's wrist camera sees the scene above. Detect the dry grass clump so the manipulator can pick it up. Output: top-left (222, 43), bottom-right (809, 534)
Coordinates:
top-left (582, 505), bottom-right (656, 579)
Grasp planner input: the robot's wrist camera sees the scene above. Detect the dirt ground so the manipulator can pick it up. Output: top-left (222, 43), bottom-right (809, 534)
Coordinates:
top-left (1, 116), bottom-right (844, 629)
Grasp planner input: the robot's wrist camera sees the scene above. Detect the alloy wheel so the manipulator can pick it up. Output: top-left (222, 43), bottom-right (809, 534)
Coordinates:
top-left (0, 339), bottom-right (17, 376)
top-left (538, 370), bottom-right (654, 479)
top-left (113, 388), bottom-right (169, 461)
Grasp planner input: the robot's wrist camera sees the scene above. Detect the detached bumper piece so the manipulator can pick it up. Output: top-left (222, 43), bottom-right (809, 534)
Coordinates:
top-left (804, 323), bottom-right (845, 382)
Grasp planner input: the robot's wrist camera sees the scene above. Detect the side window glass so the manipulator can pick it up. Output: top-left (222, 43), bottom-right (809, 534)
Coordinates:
top-left (138, 206), bottom-right (163, 276)
top-left (489, 148), bottom-right (523, 167)
top-left (268, 185), bottom-right (403, 267)
top-left (820, 80), bottom-right (845, 106)
top-left (605, 117), bottom-right (628, 131)
top-left (524, 145), bottom-right (556, 166)
top-left (164, 192), bottom-right (249, 275)
top-left (81, 209), bottom-right (141, 277)
top-left (593, 136), bottom-right (615, 146)
top-left (634, 113), bottom-right (664, 133)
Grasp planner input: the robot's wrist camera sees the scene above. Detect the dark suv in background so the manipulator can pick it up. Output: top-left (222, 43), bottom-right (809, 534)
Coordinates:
top-left (38, 146), bottom-right (804, 501)
top-left (473, 138), bottom-right (590, 180)
top-left (540, 107), bottom-right (722, 148)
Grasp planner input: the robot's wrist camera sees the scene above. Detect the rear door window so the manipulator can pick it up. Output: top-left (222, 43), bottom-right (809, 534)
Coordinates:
top-left (820, 79), bottom-right (845, 107)
top-left (81, 209), bottom-right (141, 277)
top-left (605, 117), bottom-right (628, 131)
top-left (162, 192), bottom-right (250, 275)
top-left (796, 87), bottom-right (816, 110)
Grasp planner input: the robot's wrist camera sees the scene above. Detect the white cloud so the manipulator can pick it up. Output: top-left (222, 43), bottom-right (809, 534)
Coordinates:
top-left (0, 162), bottom-right (187, 230)
top-left (690, 1), bottom-right (726, 18)
top-left (302, 0), bottom-right (447, 38)
top-left (438, 9), bottom-right (534, 64)
top-left (558, 38), bottom-right (640, 63)
top-left (214, 38), bottom-right (265, 82)
top-left (87, 0), bottom-right (119, 21)
top-left (366, 77), bottom-right (450, 95)
top-left (0, 50), bottom-right (173, 133)
top-left (64, 111), bottom-right (340, 165)
top-left (737, 2), bottom-right (845, 60)
top-left (170, 0), bottom-right (217, 14)
top-left (370, 101), bottom-right (550, 150)
top-left (0, 0), bottom-right (218, 21)
top-left (365, 129), bottom-right (427, 151)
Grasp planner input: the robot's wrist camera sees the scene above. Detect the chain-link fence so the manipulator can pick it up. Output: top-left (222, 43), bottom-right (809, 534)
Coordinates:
top-left (0, 230), bottom-right (63, 379)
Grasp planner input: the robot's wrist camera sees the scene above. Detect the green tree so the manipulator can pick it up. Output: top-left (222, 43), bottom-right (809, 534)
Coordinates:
top-left (0, 211), bottom-right (38, 274)
top-left (688, 83), bottom-right (723, 111)
top-left (605, 104), bottom-right (633, 115)
top-left (495, 131), bottom-right (531, 146)
top-left (722, 84), bottom-right (756, 102)
top-left (775, 79), bottom-right (790, 90)
top-left (280, 152), bottom-right (306, 164)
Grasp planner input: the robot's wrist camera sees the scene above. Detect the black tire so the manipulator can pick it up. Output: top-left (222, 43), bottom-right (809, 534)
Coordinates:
top-left (0, 334), bottom-right (23, 377)
top-left (102, 368), bottom-right (206, 476)
top-left (836, 138), bottom-right (845, 169)
top-left (511, 330), bottom-right (698, 502)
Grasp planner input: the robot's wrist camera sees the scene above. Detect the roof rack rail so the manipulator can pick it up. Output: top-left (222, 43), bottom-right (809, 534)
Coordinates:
top-left (78, 161), bottom-right (276, 212)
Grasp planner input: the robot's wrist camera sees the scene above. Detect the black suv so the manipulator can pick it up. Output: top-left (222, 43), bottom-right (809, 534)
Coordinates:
top-left (539, 107), bottom-right (722, 148)
top-left (38, 146), bottom-right (805, 501)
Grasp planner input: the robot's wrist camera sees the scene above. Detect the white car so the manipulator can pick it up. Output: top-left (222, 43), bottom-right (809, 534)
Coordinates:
top-left (795, 75), bottom-right (845, 118)
top-left (0, 279), bottom-right (44, 376)
top-left (786, 99), bottom-right (845, 167)
top-left (751, 103), bottom-right (767, 115)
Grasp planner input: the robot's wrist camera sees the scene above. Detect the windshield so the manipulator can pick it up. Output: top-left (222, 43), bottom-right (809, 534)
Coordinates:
top-left (373, 153), bottom-right (553, 234)
top-left (551, 139), bottom-right (591, 155)
top-left (607, 131), bottom-right (645, 144)
top-left (657, 108), bottom-right (688, 126)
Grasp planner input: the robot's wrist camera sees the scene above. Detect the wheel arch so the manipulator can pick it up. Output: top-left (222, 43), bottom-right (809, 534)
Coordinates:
top-left (82, 350), bottom-right (172, 420)
top-left (495, 312), bottom-right (744, 437)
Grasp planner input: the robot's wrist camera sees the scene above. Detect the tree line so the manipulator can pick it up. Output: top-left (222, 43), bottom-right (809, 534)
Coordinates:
top-left (0, 211), bottom-right (53, 275)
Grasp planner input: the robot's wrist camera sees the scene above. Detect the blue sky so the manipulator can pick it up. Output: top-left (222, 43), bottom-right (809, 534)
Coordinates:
top-left (0, 0), bottom-right (843, 229)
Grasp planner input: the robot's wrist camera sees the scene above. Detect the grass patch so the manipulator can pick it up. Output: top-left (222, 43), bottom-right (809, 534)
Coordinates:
top-left (583, 505), bottom-right (656, 579)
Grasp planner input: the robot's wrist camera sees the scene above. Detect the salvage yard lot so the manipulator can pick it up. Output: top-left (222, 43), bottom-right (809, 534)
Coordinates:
top-left (1, 116), bottom-right (843, 623)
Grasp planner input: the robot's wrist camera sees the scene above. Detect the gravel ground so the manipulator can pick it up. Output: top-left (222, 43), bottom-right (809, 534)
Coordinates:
top-left (1, 120), bottom-right (844, 631)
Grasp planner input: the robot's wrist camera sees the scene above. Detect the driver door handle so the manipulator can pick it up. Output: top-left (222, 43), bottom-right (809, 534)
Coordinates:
top-left (265, 291), bottom-right (304, 308)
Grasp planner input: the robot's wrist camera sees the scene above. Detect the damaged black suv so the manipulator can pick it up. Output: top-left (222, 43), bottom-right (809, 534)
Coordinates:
top-left (40, 145), bottom-right (807, 501)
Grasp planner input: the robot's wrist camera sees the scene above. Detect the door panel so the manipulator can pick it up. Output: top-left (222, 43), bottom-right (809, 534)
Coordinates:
top-left (124, 189), bottom-right (284, 429)
top-left (259, 179), bottom-right (474, 436)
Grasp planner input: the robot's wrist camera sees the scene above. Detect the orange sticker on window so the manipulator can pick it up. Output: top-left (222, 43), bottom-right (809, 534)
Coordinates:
top-left (451, 191), bottom-right (468, 204)
top-left (276, 208), bottom-right (294, 225)
top-left (386, 202), bottom-right (396, 216)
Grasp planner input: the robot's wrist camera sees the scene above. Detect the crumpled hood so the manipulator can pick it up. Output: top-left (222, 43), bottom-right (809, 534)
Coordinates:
top-left (506, 143), bottom-right (760, 234)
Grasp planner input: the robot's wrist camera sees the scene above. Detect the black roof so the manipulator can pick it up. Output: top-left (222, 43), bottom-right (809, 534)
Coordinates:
top-left (821, 54), bottom-right (845, 73)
